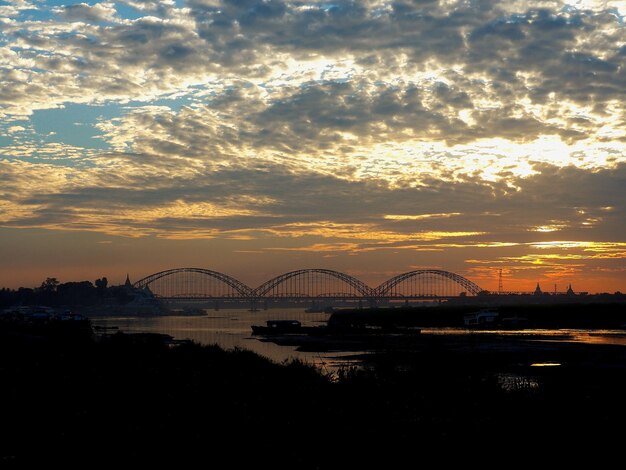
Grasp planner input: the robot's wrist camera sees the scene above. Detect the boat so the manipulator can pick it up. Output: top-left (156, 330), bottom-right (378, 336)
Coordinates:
top-left (463, 308), bottom-right (499, 327)
top-left (251, 320), bottom-right (303, 335)
top-left (252, 317), bottom-right (422, 337)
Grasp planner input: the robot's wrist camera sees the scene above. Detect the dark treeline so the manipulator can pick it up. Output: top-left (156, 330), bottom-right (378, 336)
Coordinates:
top-left (1, 323), bottom-right (625, 466)
top-left (0, 277), bottom-right (135, 308)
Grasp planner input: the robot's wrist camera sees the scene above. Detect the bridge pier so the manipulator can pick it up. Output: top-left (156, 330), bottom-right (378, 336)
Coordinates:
top-left (214, 300), bottom-right (220, 311)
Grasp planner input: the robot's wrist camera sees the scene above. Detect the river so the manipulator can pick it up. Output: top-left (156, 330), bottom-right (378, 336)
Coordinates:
top-left (90, 308), bottom-right (626, 374)
top-left (90, 308), bottom-right (364, 373)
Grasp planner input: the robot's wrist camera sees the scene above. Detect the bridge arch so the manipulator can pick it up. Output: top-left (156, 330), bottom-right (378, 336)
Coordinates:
top-left (134, 268), bottom-right (253, 299)
top-left (132, 267), bottom-right (484, 300)
top-left (252, 269), bottom-right (375, 299)
top-left (375, 270), bottom-right (483, 297)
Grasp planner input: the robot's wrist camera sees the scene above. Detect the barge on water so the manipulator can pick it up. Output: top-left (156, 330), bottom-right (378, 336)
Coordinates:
top-left (251, 318), bottom-right (421, 336)
top-left (251, 320), bottom-right (305, 335)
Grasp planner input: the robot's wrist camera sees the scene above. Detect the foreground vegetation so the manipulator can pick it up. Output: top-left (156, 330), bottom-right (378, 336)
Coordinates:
top-left (1, 322), bottom-right (626, 466)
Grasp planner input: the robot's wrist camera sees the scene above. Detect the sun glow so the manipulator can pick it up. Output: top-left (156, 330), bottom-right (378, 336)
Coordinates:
top-left (531, 224), bottom-right (567, 233)
top-left (0, 0), bottom-right (624, 293)
top-left (384, 213), bottom-right (461, 221)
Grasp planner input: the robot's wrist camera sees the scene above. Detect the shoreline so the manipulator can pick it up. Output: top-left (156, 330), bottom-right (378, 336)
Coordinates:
top-left (3, 319), bottom-right (626, 464)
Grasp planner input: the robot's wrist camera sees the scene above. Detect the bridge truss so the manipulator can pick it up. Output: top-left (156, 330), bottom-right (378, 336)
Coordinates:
top-left (376, 270), bottom-right (483, 297)
top-left (133, 268), bottom-right (484, 301)
top-left (134, 268), bottom-right (253, 299)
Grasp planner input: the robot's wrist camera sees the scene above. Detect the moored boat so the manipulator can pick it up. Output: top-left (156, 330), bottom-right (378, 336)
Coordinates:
top-left (463, 308), bottom-right (499, 327)
top-left (251, 320), bottom-right (303, 335)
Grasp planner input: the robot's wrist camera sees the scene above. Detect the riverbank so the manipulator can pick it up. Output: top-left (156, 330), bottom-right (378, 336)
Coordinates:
top-left (328, 301), bottom-right (626, 329)
top-left (2, 323), bottom-right (625, 466)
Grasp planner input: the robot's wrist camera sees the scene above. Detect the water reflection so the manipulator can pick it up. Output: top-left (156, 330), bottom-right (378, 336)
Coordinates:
top-left (420, 327), bottom-right (626, 346)
top-left (91, 308), bottom-right (362, 372)
top-left (497, 373), bottom-right (540, 392)
top-left (91, 310), bottom-right (626, 373)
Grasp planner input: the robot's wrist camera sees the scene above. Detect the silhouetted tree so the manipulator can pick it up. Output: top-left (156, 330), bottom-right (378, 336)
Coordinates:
top-left (95, 277), bottom-right (108, 299)
top-left (16, 287), bottom-right (34, 304)
top-left (57, 281), bottom-right (96, 305)
top-left (40, 277), bottom-right (59, 293)
top-left (95, 277), bottom-right (108, 290)
top-left (0, 287), bottom-right (14, 308)
top-left (37, 278), bottom-right (60, 305)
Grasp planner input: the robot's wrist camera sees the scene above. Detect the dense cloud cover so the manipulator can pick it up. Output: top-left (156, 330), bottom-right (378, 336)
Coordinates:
top-left (0, 0), bottom-right (625, 289)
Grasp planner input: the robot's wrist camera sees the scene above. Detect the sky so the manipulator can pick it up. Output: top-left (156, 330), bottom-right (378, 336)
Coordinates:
top-left (1, 0), bottom-right (625, 293)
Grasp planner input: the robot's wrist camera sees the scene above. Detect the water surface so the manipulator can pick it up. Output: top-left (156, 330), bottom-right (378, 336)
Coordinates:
top-left (91, 308), bottom-right (362, 372)
top-left (91, 310), bottom-right (626, 373)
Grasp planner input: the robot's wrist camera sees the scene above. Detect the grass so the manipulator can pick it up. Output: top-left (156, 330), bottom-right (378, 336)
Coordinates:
top-left (1, 325), bottom-right (626, 466)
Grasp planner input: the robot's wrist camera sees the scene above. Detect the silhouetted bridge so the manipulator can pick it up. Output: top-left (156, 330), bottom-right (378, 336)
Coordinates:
top-left (133, 268), bottom-right (484, 302)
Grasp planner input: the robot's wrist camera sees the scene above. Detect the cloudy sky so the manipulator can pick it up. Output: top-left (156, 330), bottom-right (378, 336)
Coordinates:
top-left (1, 0), bottom-right (625, 292)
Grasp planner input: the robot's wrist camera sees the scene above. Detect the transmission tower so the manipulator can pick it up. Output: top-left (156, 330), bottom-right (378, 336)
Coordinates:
top-left (498, 269), bottom-right (503, 294)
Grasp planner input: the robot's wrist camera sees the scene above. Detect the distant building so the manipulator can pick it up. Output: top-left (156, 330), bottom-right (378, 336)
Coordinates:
top-left (124, 274), bottom-right (132, 288)
top-left (566, 284), bottom-right (575, 296)
top-left (534, 283), bottom-right (543, 296)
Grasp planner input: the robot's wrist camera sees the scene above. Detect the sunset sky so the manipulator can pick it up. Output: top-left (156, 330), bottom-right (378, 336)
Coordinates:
top-left (1, 0), bottom-right (625, 292)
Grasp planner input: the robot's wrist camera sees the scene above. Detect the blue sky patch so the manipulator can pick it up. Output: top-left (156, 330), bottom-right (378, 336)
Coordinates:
top-left (31, 103), bottom-right (122, 150)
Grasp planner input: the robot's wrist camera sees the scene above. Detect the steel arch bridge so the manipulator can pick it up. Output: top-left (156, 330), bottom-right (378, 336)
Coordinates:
top-left (134, 268), bottom-right (253, 299)
top-left (375, 269), bottom-right (483, 297)
top-left (133, 268), bottom-right (483, 301)
top-left (252, 269), bottom-right (374, 299)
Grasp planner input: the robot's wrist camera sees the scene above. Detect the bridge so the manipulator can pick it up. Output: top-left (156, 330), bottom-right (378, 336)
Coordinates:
top-left (133, 268), bottom-right (484, 303)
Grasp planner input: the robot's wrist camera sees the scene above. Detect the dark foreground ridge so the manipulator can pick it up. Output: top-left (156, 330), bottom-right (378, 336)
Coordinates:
top-left (2, 317), bottom-right (626, 466)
